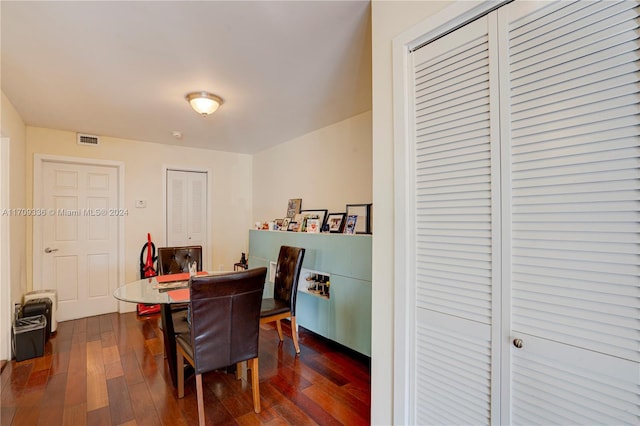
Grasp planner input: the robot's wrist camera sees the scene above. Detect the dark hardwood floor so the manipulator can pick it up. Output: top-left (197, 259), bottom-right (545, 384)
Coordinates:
top-left (1, 312), bottom-right (370, 425)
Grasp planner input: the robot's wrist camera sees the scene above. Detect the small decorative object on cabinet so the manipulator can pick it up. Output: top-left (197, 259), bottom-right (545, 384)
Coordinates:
top-left (288, 221), bottom-right (300, 232)
top-left (286, 198), bottom-right (302, 218)
top-left (306, 218), bottom-right (320, 233)
top-left (344, 215), bottom-right (358, 234)
top-left (300, 209), bottom-right (328, 229)
top-left (346, 203), bottom-right (372, 234)
top-left (326, 212), bottom-right (346, 233)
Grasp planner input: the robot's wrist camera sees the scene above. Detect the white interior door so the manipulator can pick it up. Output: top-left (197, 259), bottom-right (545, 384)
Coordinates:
top-left (36, 159), bottom-right (120, 321)
top-left (166, 169), bottom-right (207, 250)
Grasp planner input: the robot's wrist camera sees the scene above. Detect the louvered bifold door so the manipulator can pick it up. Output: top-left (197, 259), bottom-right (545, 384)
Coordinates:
top-left (166, 170), bottom-right (207, 249)
top-left (500, 1), bottom-right (640, 424)
top-left (411, 14), bottom-right (501, 425)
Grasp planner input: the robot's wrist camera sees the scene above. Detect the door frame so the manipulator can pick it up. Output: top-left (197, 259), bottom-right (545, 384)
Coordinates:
top-left (0, 138), bottom-right (11, 361)
top-left (162, 165), bottom-right (212, 270)
top-left (33, 154), bottom-right (125, 309)
top-left (391, 1), bottom-right (508, 424)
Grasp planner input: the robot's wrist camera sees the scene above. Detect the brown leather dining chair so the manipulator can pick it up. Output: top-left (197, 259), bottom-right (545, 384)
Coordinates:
top-left (176, 267), bottom-right (267, 425)
top-left (157, 245), bottom-right (203, 276)
top-left (260, 246), bottom-right (305, 354)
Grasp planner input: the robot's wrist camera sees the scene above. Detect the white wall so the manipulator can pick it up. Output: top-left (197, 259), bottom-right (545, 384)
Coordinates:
top-left (252, 111), bottom-right (372, 224)
top-left (371, 1), bottom-right (450, 424)
top-left (0, 92), bottom-right (28, 361)
top-left (25, 127), bottom-right (253, 290)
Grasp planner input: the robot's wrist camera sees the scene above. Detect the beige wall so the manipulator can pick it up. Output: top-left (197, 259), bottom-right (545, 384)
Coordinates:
top-left (25, 127), bottom-right (253, 296)
top-left (252, 111), bottom-right (372, 224)
top-left (371, 1), bottom-right (450, 424)
top-left (1, 92), bottom-right (28, 359)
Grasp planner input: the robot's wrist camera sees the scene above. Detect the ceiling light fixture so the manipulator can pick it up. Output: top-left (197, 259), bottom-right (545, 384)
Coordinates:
top-left (185, 91), bottom-right (223, 116)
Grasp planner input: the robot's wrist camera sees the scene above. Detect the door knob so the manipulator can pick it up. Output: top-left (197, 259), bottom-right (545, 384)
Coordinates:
top-left (513, 338), bottom-right (523, 349)
top-left (44, 247), bottom-right (59, 253)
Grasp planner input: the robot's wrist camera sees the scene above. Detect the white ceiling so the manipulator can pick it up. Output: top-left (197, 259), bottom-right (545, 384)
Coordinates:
top-left (1, 1), bottom-right (371, 154)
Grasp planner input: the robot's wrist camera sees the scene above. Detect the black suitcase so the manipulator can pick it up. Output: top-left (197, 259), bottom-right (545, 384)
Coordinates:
top-left (21, 298), bottom-right (52, 341)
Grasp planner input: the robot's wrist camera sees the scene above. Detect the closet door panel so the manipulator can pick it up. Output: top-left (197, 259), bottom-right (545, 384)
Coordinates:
top-left (166, 170), bottom-right (207, 249)
top-left (416, 310), bottom-right (492, 425)
top-left (502, 1), bottom-right (640, 423)
top-left (412, 15), bottom-right (500, 425)
top-left (511, 334), bottom-right (639, 426)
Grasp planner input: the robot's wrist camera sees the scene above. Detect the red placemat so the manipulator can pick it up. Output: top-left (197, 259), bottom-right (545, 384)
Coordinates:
top-left (168, 288), bottom-right (190, 302)
top-left (156, 271), bottom-right (208, 283)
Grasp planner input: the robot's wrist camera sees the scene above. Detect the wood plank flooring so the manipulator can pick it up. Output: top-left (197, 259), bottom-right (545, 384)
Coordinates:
top-left (1, 312), bottom-right (370, 425)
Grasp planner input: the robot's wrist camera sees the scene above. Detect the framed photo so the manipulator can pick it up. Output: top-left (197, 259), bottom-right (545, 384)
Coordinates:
top-left (281, 217), bottom-right (291, 231)
top-left (299, 209), bottom-right (328, 229)
top-left (286, 198), bottom-right (302, 218)
top-left (293, 213), bottom-right (305, 230)
top-left (326, 212), bottom-right (346, 233)
top-left (288, 221), bottom-right (299, 232)
top-left (344, 215), bottom-right (358, 234)
top-left (346, 203), bottom-right (372, 234)
top-left (306, 218), bottom-right (321, 233)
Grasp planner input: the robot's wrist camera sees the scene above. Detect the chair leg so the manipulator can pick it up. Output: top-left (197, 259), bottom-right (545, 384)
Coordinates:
top-left (177, 347), bottom-right (185, 398)
top-left (196, 373), bottom-right (205, 426)
top-left (290, 316), bottom-right (301, 354)
top-left (276, 319), bottom-right (284, 342)
top-left (248, 358), bottom-right (261, 413)
top-left (235, 361), bottom-right (245, 380)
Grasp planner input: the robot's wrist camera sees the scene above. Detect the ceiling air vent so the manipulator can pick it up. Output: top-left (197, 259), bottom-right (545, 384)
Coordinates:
top-left (77, 133), bottom-right (99, 146)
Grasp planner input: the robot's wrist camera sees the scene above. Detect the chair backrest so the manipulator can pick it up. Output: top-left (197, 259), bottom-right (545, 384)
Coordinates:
top-left (273, 246), bottom-right (305, 315)
top-left (157, 246), bottom-right (203, 275)
top-left (189, 267), bottom-right (267, 374)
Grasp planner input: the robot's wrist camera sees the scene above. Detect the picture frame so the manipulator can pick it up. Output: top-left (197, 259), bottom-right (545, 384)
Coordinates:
top-left (286, 198), bottom-right (302, 218)
top-left (288, 221), bottom-right (299, 232)
top-left (344, 215), bottom-right (358, 235)
top-left (281, 217), bottom-right (291, 231)
top-left (293, 213), bottom-right (305, 231)
top-left (326, 212), bottom-right (346, 233)
top-left (306, 218), bottom-right (321, 233)
top-left (299, 209), bottom-right (328, 229)
top-left (345, 203), bottom-right (372, 234)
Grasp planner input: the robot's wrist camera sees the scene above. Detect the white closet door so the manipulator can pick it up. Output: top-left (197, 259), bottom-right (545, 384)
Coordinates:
top-left (166, 170), bottom-right (207, 249)
top-left (500, 1), bottom-right (639, 424)
top-left (411, 14), bottom-right (501, 425)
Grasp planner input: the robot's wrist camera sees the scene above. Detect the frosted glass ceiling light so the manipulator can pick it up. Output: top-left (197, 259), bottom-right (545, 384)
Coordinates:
top-left (186, 91), bottom-right (223, 116)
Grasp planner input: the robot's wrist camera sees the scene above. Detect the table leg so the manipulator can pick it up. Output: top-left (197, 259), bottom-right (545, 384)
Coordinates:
top-left (160, 304), bottom-right (179, 387)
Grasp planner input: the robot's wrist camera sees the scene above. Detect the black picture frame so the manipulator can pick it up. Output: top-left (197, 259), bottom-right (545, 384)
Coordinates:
top-left (345, 203), bottom-right (372, 234)
top-left (299, 209), bottom-right (328, 229)
top-left (326, 212), bottom-right (346, 233)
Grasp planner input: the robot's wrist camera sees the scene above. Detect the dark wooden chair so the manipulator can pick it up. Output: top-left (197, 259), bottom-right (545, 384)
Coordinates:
top-left (157, 245), bottom-right (203, 276)
top-left (176, 267), bottom-right (267, 425)
top-left (260, 246), bottom-right (305, 354)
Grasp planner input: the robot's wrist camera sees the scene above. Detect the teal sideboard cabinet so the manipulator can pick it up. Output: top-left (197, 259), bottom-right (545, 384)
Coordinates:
top-left (248, 229), bottom-right (372, 357)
